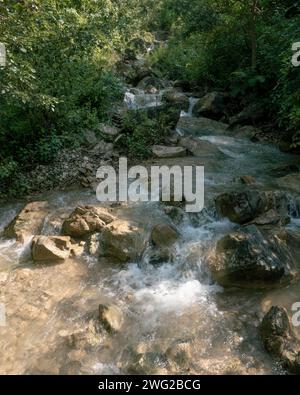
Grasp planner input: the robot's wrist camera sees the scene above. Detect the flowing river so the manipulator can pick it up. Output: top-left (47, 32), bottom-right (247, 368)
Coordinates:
top-left (0, 89), bottom-right (300, 374)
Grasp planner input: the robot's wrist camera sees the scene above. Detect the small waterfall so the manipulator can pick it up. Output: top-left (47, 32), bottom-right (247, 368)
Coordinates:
top-left (124, 89), bottom-right (163, 110)
top-left (180, 97), bottom-right (199, 118)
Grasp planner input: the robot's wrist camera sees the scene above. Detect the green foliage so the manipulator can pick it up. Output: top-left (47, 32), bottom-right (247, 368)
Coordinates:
top-left (149, 0), bottom-right (300, 133)
top-left (0, 0), bottom-right (151, 195)
top-left (118, 110), bottom-right (172, 159)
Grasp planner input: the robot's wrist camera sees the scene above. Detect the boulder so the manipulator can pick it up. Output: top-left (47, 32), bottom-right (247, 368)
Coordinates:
top-left (3, 201), bottom-right (49, 243)
top-left (102, 219), bottom-right (148, 262)
top-left (151, 223), bottom-right (180, 248)
top-left (229, 103), bottom-right (265, 127)
top-left (179, 136), bottom-right (223, 157)
top-left (192, 92), bottom-right (226, 120)
top-left (32, 236), bottom-right (71, 262)
top-left (99, 123), bottom-right (120, 138)
top-left (62, 206), bottom-right (115, 238)
top-left (208, 225), bottom-right (296, 288)
top-left (162, 89), bottom-right (190, 111)
top-left (152, 145), bottom-right (187, 158)
top-left (261, 306), bottom-right (300, 374)
top-left (215, 189), bottom-right (289, 225)
top-left (98, 304), bottom-right (123, 333)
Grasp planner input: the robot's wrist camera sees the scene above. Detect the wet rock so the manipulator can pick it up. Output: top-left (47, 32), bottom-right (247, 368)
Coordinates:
top-left (98, 304), bottom-right (123, 333)
top-left (270, 164), bottom-right (299, 178)
top-left (166, 340), bottom-right (192, 368)
top-left (177, 116), bottom-right (228, 136)
top-left (261, 306), bottom-right (300, 374)
top-left (126, 351), bottom-right (168, 375)
top-left (277, 174), bottom-right (300, 195)
top-left (164, 206), bottom-right (185, 225)
top-left (148, 247), bottom-right (173, 266)
top-left (192, 92), bottom-right (226, 120)
top-left (162, 89), bottom-right (190, 111)
top-left (31, 236), bottom-right (71, 262)
top-left (62, 206), bottom-right (115, 238)
top-left (151, 223), bottom-right (180, 248)
top-left (3, 201), bottom-right (49, 243)
top-left (240, 175), bottom-right (256, 185)
top-left (102, 219), bottom-right (148, 262)
top-left (208, 225), bottom-right (296, 288)
top-left (215, 189), bottom-right (289, 225)
top-left (179, 136), bottom-right (223, 157)
top-left (249, 209), bottom-right (290, 227)
top-left (152, 145), bottom-right (187, 158)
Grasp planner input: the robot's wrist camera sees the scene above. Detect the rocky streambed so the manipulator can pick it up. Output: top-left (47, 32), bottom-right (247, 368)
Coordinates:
top-left (1, 82), bottom-right (300, 374)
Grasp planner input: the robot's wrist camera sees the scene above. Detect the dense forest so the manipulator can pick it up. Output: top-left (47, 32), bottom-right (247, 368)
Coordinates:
top-left (0, 0), bottom-right (300, 196)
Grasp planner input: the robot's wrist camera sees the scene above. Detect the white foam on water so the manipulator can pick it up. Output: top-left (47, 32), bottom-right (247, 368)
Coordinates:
top-left (180, 97), bottom-right (199, 118)
top-left (92, 362), bottom-right (120, 374)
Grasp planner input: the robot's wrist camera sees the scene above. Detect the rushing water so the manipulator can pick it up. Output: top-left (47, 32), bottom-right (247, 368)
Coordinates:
top-left (0, 91), bottom-right (300, 374)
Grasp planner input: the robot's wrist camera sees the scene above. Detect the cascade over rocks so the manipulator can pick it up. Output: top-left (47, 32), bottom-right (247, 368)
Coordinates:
top-left (208, 225), bottom-right (297, 289)
top-left (261, 306), bottom-right (300, 374)
top-left (62, 206), bottom-right (115, 238)
top-left (3, 201), bottom-right (49, 243)
top-left (162, 88), bottom-right (190, 111)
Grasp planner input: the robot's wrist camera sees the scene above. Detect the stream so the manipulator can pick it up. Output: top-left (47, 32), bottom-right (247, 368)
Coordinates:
top-left (0, 89), bottom-right (300, 375)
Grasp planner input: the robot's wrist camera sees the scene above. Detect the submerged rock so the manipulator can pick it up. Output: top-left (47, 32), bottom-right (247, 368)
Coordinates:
top-left (32, 236), bottom-right (71, 262)
top-left (177, 116), bottom-right (228, 136)
top-left (215, 189), bottom-right (289, 225)
top-left (261, 306), bottom-right (300, 374)
top-left (98, 304), bottom-right (123, 333)
top-left (3, 201), bottom-right (49, 243)
top-left (208, 225), bottom-right (297, 288)
top-left (62, 206), bottom-right (115, 238)
top-left (151, 223), bottom-right (180, 248)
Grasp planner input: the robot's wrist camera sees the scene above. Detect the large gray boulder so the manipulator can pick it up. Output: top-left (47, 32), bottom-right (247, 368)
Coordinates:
top-left (208, 225), bottom-right (297, 288)
top-left (261, 306), bottom-right (300, 374)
